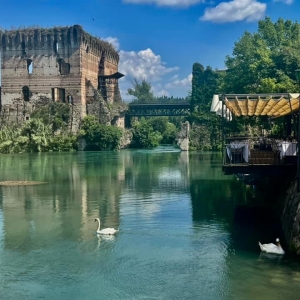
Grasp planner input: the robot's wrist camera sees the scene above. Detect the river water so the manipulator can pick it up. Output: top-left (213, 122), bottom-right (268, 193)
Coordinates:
top-left (0, 146), bottom-right (299, 299)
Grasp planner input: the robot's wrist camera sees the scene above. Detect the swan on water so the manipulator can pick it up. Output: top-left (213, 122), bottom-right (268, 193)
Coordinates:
top-left (258, 238), bottom-right (285, 255)
top-left (94, 218), bottom-right (118, 235)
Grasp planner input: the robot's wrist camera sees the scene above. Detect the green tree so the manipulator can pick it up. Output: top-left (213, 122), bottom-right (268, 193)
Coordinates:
top-left (128, 79), bottom-right (155, 103)
top-left (191, 63), bottom-right (220, 113)
top-left (189, 63), bottom-right (222, 149)
top-left (223, 17), bottom-right (300, 94)
top-left (131, 118), bottom-right (162, 148)
top-left (31, 102), bottom-right (71, 133)
top-left (221, 17), bottom-right (300, 138)
top-left (80, 115), bottom-right (123, 150)
top-left (148, 117), bottom-right (177, 144)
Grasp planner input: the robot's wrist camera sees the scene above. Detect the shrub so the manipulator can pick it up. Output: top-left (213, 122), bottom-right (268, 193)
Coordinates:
top-left (49, 135), bottom-right (78, 151)
top-left (80, 116), bottom-right (123, 150)
top-left (131, 118), bottom-right (162, 148)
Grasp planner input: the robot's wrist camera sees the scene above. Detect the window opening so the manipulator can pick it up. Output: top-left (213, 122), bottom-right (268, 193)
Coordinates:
top-left (51, 88), bottom-right (66, 103)
top-left (57, 58), bottom-right (70, 75)
top-left (27, 59), bottom-right (33, 74)
top-left (21, 41), bottom-right (26, 55)
top-left (67, 95), bottom-right (73, 104)
top-left (22, 86), bottom-right (30, 101)
top-left (53, 41), bottom-right (58, 54)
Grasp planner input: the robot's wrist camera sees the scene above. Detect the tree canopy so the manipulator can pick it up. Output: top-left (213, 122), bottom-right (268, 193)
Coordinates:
top-left (223, 17), bottom-right (300, 94)
top-left (187, 17), bottom-right (300, 148)
top-left (127, 79), bottom-right (155, 103)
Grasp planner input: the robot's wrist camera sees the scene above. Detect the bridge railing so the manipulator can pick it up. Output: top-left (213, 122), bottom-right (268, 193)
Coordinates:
top-left (127, 99), bottom-right (190, 105)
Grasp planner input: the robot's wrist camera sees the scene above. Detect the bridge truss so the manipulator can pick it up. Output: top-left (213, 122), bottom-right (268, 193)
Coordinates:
top-left (127, 103), bottom-right (191, 117)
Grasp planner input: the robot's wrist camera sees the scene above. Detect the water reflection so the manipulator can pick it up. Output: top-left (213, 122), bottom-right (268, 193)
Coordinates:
top-left (0, 149), bottom-right (299, 299)
top-left (259, 252), bottom-right (284, 263)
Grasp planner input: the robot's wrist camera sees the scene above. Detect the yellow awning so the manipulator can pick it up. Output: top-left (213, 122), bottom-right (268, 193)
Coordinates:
top-left (213, 94), bottom-right (300, 118)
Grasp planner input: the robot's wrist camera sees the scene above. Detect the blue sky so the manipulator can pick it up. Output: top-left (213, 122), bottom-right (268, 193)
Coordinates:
top-left (0, 0), bottom-right (298, 99)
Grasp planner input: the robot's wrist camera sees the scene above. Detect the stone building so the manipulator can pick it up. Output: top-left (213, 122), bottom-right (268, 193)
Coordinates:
top-left (0, 25), bottom-right (125, 130)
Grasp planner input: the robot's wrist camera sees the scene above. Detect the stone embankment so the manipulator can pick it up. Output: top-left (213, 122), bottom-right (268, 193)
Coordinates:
top-left (282, 180), bottom-right (300, 255)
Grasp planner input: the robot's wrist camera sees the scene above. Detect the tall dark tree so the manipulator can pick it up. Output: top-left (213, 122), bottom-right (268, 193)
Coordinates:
top-left (191, 63), bottom-right (220, 113)
top-left (189, 63), bottom-right (222, 150)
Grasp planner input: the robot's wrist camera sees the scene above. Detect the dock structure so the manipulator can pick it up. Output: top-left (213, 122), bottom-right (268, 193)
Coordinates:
top-left (210, 93), bottom-right (300, 177)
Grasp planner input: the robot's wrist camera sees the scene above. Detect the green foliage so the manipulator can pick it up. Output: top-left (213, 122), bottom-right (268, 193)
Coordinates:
top-left (162, 122), bottom-right (177, 144)
top-left (80, 115), bottom-right (123, 150)
top-left (49, 135), bottom-right (78, 152)
top-left (132, 118), bottom-right (162, 148)
top-left (128, 79), bottom-right (155, 103)
top-left (0, 119), bottom-right (77, 153)
top-left (189, 125), bottom-right (212, 151)
top-left (188, 63), bottom-right (222, 149)
top-left (188, 17), bottom-right (300, 148)
top-left (31, 102), bottom-right (71, 133)
top-left (20, 118), bottom-right (52, 152)
top-left (148, 117), bottom-right (169, 134)
top-left (154, 95), bottom-right (189, 103)
top-left (147, 117), bottom-right (177, 144)
top-left (223, 17), bottom-right (300, 94)
top-left (191, 63), bottom-right (220, 113)
top-left (220, 17), bottom-right (300, 138)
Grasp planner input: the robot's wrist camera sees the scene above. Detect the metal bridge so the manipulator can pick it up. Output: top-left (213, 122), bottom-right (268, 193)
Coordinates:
top-left (126, 100), bottom-right (191, 117)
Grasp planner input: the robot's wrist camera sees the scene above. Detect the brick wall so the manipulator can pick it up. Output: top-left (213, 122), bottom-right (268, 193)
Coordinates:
top-left (0, 25), bottom-right (123, 131)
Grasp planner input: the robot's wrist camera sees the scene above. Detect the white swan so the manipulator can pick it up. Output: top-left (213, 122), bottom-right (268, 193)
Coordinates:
top-left (258, 238), bottom-right (285, 255)
top-left (94, 218), bottom-right (118, 235)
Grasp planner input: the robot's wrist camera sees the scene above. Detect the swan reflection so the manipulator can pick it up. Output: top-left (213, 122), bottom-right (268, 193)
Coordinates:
top-left (96, 233), bottom-right (116, 249)
top-left (259, 252), bottom-right (284, 263)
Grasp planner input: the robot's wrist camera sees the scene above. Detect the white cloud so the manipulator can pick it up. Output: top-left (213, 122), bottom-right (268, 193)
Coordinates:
top-left (200, 0), bottom-right (266, 23)
top-left (119, 48), bottom-right (181, 99)
top-left (153, 87), bottom-right (170, 97)
top-left (119, 48), bottom-right (179, 82)
top-left (103, 37), bottom-right (120, 50)
top-left (165, 74), bottom-right (192, 89)
top-left (123, 0), bottom-right (204, 8)
top-left (273, 0), bottom-right (293, 4)
top-left (103, 37), bottom-right (189, 99)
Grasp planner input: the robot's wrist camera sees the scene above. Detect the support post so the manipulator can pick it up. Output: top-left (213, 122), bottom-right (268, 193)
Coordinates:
top-left (297, 101), bottom-right (300, 191)
top-left (295, 70), bottom-right (300, 191)
top-left (221, 94), bottom-right (225, 165)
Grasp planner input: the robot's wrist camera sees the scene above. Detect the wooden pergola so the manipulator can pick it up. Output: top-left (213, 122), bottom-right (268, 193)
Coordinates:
top-left (211, 93), bottom-right (300, 119)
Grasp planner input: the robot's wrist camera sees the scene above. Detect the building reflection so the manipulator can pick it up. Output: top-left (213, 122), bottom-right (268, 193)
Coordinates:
top-left (0, 153), bottom-right (124, 252)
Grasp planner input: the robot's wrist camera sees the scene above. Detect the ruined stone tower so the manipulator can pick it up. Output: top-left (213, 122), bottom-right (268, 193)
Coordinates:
top-left (0, 25), bottom-right (124, 130)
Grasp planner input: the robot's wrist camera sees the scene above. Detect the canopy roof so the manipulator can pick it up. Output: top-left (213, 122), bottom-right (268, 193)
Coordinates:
top-left (211, 93), bottom-right (300, 119)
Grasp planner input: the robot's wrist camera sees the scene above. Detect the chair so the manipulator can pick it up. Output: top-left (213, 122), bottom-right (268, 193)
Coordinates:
top-left (231, 147), bottom-right (244, 164)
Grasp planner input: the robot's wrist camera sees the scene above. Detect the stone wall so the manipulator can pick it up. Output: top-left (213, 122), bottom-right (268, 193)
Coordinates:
top-left (86, 82), bottom-right (126, 128)
top-left (282, 180), bottom-right (300, 255)
top-left (176, 121), bottom-right (190, 151)
top-left (0, 25), bottom-right (122, 131)
top-left (0, 26), bottom-right (82, 125)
